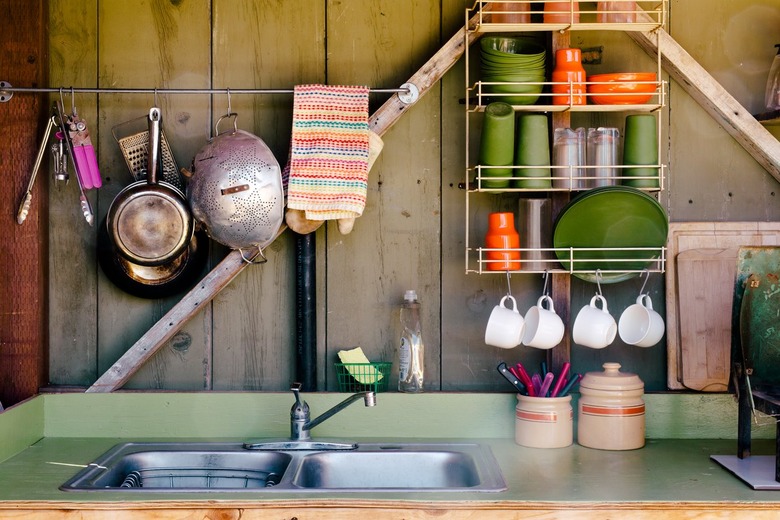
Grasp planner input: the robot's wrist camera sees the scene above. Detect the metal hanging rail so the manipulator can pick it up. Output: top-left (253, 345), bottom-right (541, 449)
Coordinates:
top-left (0, 81), bottom-right (420, 104)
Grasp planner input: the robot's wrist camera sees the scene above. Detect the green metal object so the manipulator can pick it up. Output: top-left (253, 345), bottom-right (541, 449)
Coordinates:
top-left (734, 247), bottom-right (780, 392)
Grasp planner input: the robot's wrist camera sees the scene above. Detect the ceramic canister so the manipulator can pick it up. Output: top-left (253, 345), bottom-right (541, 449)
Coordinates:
top-left (515, 394), bottom-right (573, 448)
top-left (577, 362), bottom-right (645, 450)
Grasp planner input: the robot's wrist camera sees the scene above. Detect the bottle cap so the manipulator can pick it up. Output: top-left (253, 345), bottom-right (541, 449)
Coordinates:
top-left (404, 290), bottom-right (418, 302)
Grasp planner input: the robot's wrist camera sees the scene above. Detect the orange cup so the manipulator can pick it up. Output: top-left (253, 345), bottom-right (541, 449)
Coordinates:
top-left (490, 2), bottom-right (531, 24)
top-left (552, 48), bottom-right (586, 105)
top-left (544, 1), bottom-right (580, 23)
top-left (485, 212), bottom-right (521, 271)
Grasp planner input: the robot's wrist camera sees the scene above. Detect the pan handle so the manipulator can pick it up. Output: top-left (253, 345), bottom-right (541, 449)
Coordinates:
top-left (147, 107), bottom-right (162, 184)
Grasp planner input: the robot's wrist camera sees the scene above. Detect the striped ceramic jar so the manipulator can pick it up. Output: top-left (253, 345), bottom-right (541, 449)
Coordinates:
top-left (577, 362), bottom-right (645, 450)
top-left (515, 394), bottom-right (573, 448)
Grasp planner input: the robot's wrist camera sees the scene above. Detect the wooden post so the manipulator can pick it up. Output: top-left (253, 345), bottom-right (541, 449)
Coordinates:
top-left (0, 0), bottom-right (48, 406)
top-left (549, 30), bottom-right (572, 375)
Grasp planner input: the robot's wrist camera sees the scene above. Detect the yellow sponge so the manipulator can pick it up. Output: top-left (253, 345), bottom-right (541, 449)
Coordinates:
top-left (337, 347), bottom-right (383, 384)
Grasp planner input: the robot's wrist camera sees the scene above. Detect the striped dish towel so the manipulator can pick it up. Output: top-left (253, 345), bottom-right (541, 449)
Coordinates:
top-left (285, 84), bottom-right (370, 220)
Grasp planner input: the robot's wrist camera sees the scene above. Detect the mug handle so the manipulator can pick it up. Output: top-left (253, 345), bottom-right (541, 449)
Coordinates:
top-left (500, 295), bottom-right (519, 312)
top-left (590, 294), bottom-right (608, 313)
top-left (637, 293), bottom-right (653, 310)
top-left (537, 295), bottom-right (555, 312)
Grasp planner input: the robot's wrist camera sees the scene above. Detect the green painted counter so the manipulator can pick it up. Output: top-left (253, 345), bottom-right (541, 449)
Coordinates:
top-left (1, 392), bottom-right (779, 518)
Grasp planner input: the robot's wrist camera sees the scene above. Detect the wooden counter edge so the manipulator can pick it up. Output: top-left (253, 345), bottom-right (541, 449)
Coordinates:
top-left (3, 500), bottom-right (780, 519)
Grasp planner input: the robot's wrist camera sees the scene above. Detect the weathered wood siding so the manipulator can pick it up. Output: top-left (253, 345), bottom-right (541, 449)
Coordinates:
top-left (44, 0), bottom-right (780, 392)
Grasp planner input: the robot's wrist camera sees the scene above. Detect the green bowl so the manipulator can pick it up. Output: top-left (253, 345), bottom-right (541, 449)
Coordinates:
top-left (480, 36), bottom-right (546, 60)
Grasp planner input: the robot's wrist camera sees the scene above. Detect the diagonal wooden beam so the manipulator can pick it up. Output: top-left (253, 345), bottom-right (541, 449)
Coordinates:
top-left (87, 10), bottom-right (484, 392)
top-left (628, 21), bottom-right (780, 181)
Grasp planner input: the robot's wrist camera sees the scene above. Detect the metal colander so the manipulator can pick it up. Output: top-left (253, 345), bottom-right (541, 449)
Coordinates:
top-left (187, 117), bottom-right (283, 252)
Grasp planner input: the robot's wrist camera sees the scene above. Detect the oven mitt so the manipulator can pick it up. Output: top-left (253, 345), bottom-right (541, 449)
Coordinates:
top-left (285, 130), bottom-right (384, 235)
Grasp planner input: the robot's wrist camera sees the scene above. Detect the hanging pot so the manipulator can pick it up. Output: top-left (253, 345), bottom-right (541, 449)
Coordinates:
top-left (106, 107), bottom-right (194, 266)
top-left (97, 215), bottom-right (208, 299)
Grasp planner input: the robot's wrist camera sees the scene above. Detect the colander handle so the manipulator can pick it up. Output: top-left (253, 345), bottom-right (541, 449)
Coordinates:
top-left (215, 112), bottom-right (238, 136)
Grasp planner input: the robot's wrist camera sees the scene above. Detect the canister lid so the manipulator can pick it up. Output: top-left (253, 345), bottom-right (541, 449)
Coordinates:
top-left (580, 362), bottom-right (644, 391)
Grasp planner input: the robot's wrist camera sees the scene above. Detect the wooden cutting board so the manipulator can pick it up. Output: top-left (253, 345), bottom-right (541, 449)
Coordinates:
top-left (666, 222), bottom-right (780, 390)
top-left (676, 248), bottom-right (737, 391)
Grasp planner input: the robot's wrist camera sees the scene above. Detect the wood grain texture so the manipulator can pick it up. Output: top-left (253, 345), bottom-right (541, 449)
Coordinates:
top-left (0, 0), bottom-right (47, 406)
top-left (208, 0), bottom-right (323, 390)
top-left (323, 0), bottom-right (443, 390)
top-left (46, 0), bottom-right (99, 387)
top-left (676, 248), bottom-right (737, 392)
top-left (630, 5), bottom-right (780, 183)
top-left (93, 0), bottom-right (212, 390)
top-left (665, 222), bottom-right (780, 390)
top-left (6, 505), bottom-right (780, 520)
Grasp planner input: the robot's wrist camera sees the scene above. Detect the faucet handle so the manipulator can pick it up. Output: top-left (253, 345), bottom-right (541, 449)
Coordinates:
top-left (290, 382), bottom-right (303, 405)
top-left (290, 382), bottom-right (309, 422)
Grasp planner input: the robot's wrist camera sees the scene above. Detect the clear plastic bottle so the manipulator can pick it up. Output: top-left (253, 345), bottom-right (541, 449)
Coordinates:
top-left (764, 44), bottom-right (780, 112)
top-left (399, 290), bottom-right (424, 392)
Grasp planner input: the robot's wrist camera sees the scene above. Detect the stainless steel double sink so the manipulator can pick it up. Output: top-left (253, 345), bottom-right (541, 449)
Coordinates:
top-left (60, 441), bottom-right (507, 493)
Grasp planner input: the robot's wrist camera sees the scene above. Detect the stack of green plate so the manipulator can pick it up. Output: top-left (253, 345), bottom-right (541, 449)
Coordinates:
top-left (480, 36), bottom-right (546, 105)
top-left (552, 186), bottom-right (668, 283)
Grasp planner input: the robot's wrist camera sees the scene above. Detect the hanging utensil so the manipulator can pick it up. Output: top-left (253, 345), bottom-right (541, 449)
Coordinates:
top-left (186, 112), bottom-right (283, 261)
top-left (97, 215), bottom-right (208, 299)
top-left (106, 107), bottom-right (194, 266)
top-left (54, 100), bottom-right (94, 226)
top-left (16, 113), bottom-right (57, 224)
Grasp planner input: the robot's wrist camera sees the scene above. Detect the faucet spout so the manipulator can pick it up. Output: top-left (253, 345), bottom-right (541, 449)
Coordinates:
top-left (305, 390), bottom-right (376, 433)
top-left (243, 383), bottom-right (377, 451)
top-left (290, 382), bottom-right (376, 442)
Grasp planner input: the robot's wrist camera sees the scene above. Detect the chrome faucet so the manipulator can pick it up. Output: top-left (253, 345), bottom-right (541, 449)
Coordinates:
top-left (290, 382), bottom-right (376, 441)
top-left (244, 382), bottom-right (376, 451)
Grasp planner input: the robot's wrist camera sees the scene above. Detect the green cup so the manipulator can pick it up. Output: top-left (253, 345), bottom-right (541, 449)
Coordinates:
top-left (514, 114), bottom-right (552, 189)
top-left (622, 114), bottom-right (659, 188)
top-left (478, 102), bottom-right (516, 190)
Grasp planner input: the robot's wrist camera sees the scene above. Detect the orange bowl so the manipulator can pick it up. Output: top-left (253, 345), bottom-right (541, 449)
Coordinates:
top-left (587, 73), bottom-right (657, 105)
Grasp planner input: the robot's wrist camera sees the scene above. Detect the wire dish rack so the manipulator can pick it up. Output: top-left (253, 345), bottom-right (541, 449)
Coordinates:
top-left (335, 362), bottom-right (392, 393)
top-left (119, 468), bottom-right (282, 489)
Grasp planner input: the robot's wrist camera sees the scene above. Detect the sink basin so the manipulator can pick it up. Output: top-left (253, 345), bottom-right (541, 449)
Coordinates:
top-left (292, 444), bottom-right (496, 490)
top-left (60, 443), bottom-right (293, 491)
top-left (60, 442), bottom-right (506, 493)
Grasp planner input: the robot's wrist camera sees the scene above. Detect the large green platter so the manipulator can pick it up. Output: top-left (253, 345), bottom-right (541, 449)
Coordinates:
top-left (552, 186), bottom-right (668, 283)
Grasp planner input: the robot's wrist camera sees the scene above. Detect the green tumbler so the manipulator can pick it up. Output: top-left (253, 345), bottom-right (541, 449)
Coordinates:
top-left (478, 102), bottom-right (516, 190)
top-left (514, 114), bottom-right (552, 189)
top-left (622, 114), bottom-right (659, 188)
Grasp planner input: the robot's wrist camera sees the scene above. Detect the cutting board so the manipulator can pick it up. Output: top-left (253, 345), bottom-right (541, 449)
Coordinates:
top-left (676, 248), bottom-right (737, 391)
top-left (666, 222), bottom-right (780, 390)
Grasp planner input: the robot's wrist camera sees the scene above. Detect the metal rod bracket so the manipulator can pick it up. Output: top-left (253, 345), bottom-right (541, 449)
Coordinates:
top-left (0, 81), bottom-right (13, 102)
top-left (398, 82), bottom-right (419, 105)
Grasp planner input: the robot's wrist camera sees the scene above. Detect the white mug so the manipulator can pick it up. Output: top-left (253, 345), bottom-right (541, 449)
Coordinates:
top-left (485, 295), bottom-right (525, 349)
top-left (618, 294), bottom-right (665, 347)
top-left (573, 294), bottom-right (617, 349)
top-left (522, 295), bottom-right (565, 350)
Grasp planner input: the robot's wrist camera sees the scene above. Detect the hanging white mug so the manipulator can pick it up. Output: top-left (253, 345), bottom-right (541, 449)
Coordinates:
top-left (572, 294), bottom-right (617, 349)
top-left (485, 295), bottom-right (525, 349)
top-left (522, 295), bottom-right (565, 350)
top-left (618, 294), bottom-right (665, 347)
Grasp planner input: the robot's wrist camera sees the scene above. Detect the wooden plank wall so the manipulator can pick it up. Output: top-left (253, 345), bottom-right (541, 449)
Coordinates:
top-left (0, 0), bottom-right (47, 407)
top-left (41, 0), bottom-right (780, 393)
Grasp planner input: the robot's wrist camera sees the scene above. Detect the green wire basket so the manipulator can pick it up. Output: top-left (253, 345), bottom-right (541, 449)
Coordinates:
top-left (335, 362), bottom-right (392, 393)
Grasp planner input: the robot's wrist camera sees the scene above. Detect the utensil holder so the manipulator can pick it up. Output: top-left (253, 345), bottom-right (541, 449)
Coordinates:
top-left (515, 394), bottom-right (573, 448)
